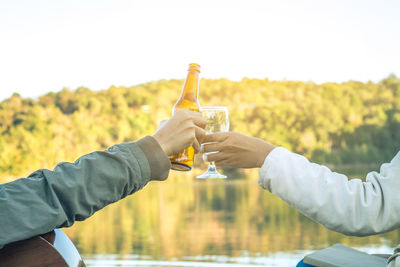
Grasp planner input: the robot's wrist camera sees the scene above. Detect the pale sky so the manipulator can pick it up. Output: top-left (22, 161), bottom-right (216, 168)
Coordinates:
top-left (0, 0), bottom-right (399, 101)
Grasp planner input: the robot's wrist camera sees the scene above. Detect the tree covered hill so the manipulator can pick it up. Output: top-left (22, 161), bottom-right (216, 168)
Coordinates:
top-left (1, 75), bottom-right (399, 179)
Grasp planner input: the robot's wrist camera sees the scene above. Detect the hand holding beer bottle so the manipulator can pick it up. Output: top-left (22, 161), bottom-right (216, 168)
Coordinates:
top-left (153, 110), bottom-right (206, 157)
top-left (170, 63), bottom-right (201, 171)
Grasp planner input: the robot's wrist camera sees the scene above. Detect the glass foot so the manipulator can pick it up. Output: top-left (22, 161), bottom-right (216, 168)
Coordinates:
top-left (196, 164), bottom-right (227, 179)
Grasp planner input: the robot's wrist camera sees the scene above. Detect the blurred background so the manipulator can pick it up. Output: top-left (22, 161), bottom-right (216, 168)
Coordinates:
top-left (1, 0), bottom-right (400, 266)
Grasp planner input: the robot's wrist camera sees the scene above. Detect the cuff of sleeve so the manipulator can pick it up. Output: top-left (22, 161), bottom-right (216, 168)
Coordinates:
top-left (258, 147), bottom-right (290, 191)
top-left (136, 136), bottom-right (171, 181)
top-left (387, 246), bottom-right (400, 266)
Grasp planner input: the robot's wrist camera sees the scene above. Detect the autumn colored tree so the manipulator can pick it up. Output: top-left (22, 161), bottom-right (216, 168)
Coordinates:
top-left (0, 75), bottom-right (399, 179)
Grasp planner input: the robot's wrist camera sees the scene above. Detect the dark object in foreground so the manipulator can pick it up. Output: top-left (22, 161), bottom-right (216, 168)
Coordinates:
top-left (0, 229), bottom-right (85, 267)
top-left (304, 243), bottom-right (387, 267)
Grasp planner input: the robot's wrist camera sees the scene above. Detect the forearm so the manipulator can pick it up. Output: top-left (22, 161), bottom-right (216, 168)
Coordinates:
top-left (258, 148), bottom-right (400, 236)
top-left (0, 136), bottom-right (170, 248)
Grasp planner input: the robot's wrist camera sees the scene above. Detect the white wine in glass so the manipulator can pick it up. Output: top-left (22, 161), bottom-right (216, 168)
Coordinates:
top-left (197, 106), bottom-right (229, 179)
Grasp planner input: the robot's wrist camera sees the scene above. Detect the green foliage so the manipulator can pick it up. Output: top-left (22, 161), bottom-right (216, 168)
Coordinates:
top-left (1, 75), bottom-right (399, 178)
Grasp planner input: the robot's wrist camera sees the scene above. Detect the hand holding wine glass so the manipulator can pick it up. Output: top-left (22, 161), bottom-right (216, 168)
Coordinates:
top-left (202, 131), bottom-right (275, 168)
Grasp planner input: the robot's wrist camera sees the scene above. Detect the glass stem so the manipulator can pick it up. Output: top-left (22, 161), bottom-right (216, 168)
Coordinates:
top-left (208, 162), bottom-right (217, 172)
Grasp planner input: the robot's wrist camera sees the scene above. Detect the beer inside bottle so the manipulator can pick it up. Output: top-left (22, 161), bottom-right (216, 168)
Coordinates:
top-left (170, 63), bottom-right (201, 171)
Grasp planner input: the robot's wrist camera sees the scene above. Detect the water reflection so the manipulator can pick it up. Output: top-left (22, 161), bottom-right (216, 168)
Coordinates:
top-left (63, 179), bottom-right (400, 265)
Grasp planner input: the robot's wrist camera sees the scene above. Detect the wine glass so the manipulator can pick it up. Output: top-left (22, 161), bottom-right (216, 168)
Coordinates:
top-left (197, 106), bottom-right (229, 179)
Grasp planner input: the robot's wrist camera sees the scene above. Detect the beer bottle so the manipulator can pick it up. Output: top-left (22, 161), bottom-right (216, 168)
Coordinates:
top-left (170, 63), bottom-right (201, 171)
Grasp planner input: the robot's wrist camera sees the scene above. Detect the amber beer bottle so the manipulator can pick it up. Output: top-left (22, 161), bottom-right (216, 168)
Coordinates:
top-left (170, 63), bottom-right (201, 171)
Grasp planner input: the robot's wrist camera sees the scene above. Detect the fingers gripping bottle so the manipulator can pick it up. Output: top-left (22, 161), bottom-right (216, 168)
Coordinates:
top-left (170, 63), bottom-right (201, 171)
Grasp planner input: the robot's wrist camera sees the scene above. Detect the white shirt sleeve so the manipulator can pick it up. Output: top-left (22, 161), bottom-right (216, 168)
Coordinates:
top-left (258, 147), bottom-right (400, 236)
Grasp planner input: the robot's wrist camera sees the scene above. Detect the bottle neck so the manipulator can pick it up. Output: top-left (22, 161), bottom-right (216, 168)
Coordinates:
top-left (180, 70), bottom-right (200, 104)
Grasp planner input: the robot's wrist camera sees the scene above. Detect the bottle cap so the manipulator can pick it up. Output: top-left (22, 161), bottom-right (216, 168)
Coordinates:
top-left (188, 63), bottom-right (201, 72)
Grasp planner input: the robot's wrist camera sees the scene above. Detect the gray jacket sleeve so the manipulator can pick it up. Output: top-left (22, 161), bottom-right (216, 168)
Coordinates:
top-left (0, 136), bottom-right (171, 248)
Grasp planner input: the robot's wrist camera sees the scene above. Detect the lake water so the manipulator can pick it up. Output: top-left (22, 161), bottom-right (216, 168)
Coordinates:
top-left (63, 178), bottom-right (399, 266)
